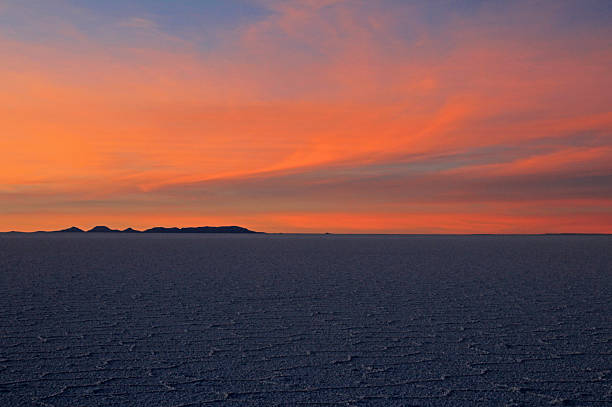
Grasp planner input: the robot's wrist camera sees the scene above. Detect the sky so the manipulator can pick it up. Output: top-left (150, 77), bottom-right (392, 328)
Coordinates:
top-left (1, 0), bottom-right (611, 233)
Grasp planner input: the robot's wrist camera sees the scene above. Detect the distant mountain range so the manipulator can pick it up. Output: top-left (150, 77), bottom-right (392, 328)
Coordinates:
top-left (22, 225), bottom-right (261, 234)
top-left (2, 228), bottom-right (608, 235)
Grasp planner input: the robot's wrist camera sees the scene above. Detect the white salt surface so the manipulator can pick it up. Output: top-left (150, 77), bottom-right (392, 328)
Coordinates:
top-left (0, 234), bottom-right (610, 406)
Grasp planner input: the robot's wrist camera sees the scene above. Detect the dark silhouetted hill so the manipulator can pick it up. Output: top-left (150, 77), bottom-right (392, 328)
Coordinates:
top-left (87, 226), bottom-right (121, 233)
top-left (143, 226), bottom-right (258, 234)
top-left (35, 225), bottom-right (261, 234)
top-left (52, 227), bottom-right (85, 233)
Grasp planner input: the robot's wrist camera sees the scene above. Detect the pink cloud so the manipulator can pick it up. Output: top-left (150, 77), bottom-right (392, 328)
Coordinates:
top-left (0, 1), bottom-right (611, 232)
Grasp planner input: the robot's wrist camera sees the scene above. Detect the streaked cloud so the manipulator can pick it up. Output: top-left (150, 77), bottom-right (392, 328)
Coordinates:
top-left (0, 0), bottom-right (611, 232)
top-left (119, 17), bottom-right (157, 30)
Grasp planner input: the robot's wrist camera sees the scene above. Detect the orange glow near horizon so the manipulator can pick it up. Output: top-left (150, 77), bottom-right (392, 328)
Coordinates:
top-left (1, 1), bottom-right (611, 233)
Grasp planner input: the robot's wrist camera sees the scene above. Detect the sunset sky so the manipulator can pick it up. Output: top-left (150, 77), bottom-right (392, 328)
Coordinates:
top-left (1, 0), bottom-right (611, 233)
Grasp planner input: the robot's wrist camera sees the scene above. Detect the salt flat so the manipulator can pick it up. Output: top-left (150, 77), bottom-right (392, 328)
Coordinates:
top-left (0, 234), bottom-right (610, 406)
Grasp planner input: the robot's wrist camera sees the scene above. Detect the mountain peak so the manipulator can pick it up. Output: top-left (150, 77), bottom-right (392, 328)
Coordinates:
top-left (87, 226), bottom-right (120, 233)
top-left (53, 226), bottom-right (84, 233)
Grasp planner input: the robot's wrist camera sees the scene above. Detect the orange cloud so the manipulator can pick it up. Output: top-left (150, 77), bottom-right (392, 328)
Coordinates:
top-left (0, 1), bottom-right (611, 232)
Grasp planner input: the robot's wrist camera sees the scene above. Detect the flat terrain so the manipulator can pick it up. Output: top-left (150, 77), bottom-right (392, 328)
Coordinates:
top-left (0, 234), bottom-right (610, 406)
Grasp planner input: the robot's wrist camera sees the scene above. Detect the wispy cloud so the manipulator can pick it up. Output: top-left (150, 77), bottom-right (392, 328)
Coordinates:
top-left (0, 0), bottom-right (611, 232)
top-left (119, 16), bottom-right (157, 30)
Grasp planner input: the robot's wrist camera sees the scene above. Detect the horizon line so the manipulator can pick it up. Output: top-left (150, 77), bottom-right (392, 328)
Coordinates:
top-left (0, 225), bottom-right (610, 236)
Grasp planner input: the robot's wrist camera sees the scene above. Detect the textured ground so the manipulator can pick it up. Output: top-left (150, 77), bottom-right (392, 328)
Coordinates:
top-left (0, 234), bottom-right (610, 406)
